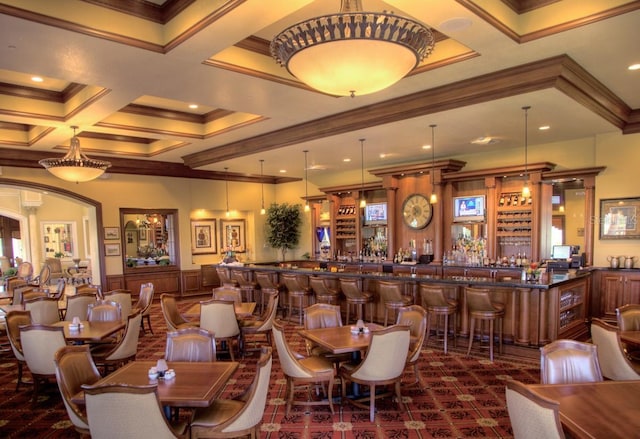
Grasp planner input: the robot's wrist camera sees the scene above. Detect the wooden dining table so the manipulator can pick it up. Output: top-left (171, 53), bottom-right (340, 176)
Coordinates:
top-left (619, 330), bottom-right (640, 346)
top-left (528, 380), bottom-right (640, 438)
top-left (298, 323), bottom-right (382, 359)
top-left (72, 360), bottom-right (239, 408)
top-left (52, 320), bottom-right (125, 344)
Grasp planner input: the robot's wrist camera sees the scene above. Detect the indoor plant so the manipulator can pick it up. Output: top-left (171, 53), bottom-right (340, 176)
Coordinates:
top-left (265, 203), bottom-right (302, 262)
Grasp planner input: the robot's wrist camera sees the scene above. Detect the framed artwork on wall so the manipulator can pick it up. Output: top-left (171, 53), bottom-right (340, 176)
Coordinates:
top-left (220, 219), bottom-right (246, 253)
top-left (191, 219), bottom-right (217, 254)
top-left (104, 243), bottom-right (121, 256)
top-left (104, 227), bottom-right (120, 240)
top-left (600, 197), bottom-right (640, 239)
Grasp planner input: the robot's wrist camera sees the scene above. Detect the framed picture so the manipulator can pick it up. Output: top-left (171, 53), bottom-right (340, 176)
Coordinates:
top-left (104, 227), bottom-right (120, 240)
top-left (600, 197), bottom-right (640, 239)
top-left (220, 219), bottom-right (246, 253)
top-left (104, 243), bottom-right (121, 256)
top-left (41, 221), bottom-right (78, 259)
top-left (191, 219), bottom-right (217, 255)
top-left (138, 226), bottom-right (147, 242)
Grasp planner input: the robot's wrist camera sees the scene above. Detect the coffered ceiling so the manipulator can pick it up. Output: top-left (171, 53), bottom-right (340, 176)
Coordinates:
top-left (0, 0), bottom-right (638, 186)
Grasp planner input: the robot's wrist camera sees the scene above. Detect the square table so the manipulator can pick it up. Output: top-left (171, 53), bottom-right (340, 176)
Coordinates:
top-left (528, 380), bottom-right (640, 438)
top-left (620, 330), bottom-right (640, 346)
top-left (185, 302), bottom-right (256, 318)
top-left (298, 323), bottom-right (382, 357)
top-left (52, 320), bottom-right (125, 344)
top-left (72, 360), bottom-right (239, 408)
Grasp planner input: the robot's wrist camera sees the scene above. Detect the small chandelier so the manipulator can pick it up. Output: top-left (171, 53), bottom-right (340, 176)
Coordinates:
top-left (259, 159), bottom-right (266, 215)
top-left (522, 106), bottom-right (531, 198)
top-left (429, 124), bottom-right (438, 204)
top-left (270, 0), bottom-right (435, 97)
top-left (39, 126), bottom-right (111, 183)
top-left (303, 150), bottom-right (310, 212)
top-left (359, 138), bottom-right (366, 208)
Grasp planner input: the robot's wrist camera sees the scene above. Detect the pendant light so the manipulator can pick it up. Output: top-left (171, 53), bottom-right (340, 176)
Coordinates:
top-left (359, 138), bottom-right (366, 208)
top-left (303, 150), bottom-right (310, 212)
top-left (522, 106), bottom-right (531, 198)
top-left (259, 159), bottom-right (266, 215)
top-left (429, 124), bottom-right (438, 204)
top-left (224, 167), bottom-right (230, 217)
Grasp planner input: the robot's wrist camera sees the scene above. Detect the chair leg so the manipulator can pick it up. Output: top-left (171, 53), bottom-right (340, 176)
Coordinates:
top-left (489, 320), bottom-right (495, 361)
top-left (370, 384), bottom-right (376, 422)
top-left (425, 312), bottom-right (432, 345)
top-left (467, 318), bottom-right (475, 356)
top-left (443, 313), bottom-right (449, 354)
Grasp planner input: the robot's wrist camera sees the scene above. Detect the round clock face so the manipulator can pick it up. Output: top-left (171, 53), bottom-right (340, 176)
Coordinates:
top-left (402, 194), bottom-right (433, 230)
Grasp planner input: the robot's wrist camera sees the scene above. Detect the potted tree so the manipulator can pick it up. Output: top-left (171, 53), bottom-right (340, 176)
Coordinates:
top-left (265, 203), bottom-right (302, 262)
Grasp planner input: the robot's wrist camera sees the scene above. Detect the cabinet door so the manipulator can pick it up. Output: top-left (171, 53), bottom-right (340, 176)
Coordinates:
top-left (623, 273), bottom-right (640, 306)
top-left (601, 273), bottom-right (624, 317)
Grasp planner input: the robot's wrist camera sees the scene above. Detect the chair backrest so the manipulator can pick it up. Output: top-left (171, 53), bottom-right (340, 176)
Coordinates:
top-left (540, 339), bottom-right (603, 384)
top-left (17, 261), bottom-right (34, 280)
top-left (252, 292), bottom-right (279, 331)
top-left (255, 271), bottom-right (278, 291)
top-left (304, 303), bottom-right (343, 330)
top-left (212, 286), bottom-right (243, 305)
top-left (590, 318), bottom-right (640, 380)
top-left (200, 299), bottom-right (240, 338)
top-left (10, 284), bottom-right (31, 305)
top-left (216, 266), bottom-right (236, 286)
top-left (505, 380), bottom-right (565, 439)
top-left (339, 277), bottom-right (363, 299)
top-left (21, 289), bottom-right (47, 304)
top-left (34, 264), bottom-right (52, 286)
top-left (272, 320), bottom-right (315, 379)
top-left (54, 345), bottom-right (102, 433)
top-left (419, 284), bottom-right (450, 307)
top-left (378, 280), bottom-right (405, 302)
top-left (396, 305), bottom-right (428, 363)
top-left (231, 269), bottom-right (253, 287)
top-left (50, 277), bottom-right (67, 300)
top-left (281, 273), bottom-right (307, 293)
top-left (20, 324), bottom-right (67, 375)
top-left (6, 310), bottom-right (32, 360)
top-left (165, 327), bottom-right (216, 362)
top-left (465, 287), bottom-right (496, 312)
top-left (161, 294), bottom-right (187, 332)
top-left (136, 282), bottom-right (155, 316)
top-left (103, 289), bottom-right (132, 321)
top-left (83, 383), bottom-right (181, 439)
top-left (617, 304), bottom-right (640, 331)
top-left (87, 300), bottom-right (122, 322)
top-left (46, 257), bottom-right (64, 277)
top-left (75, 284), bottom-right (102, 299)
top-left (102, 310), bottom-right (143, 362)
top-left (309, 276), bottom-right (331, 295)
top-left (65, 293), bottom-right (98, 321)
top-left (349, 325), bottom-right (411, 381)
top-left (24, 297), bottom-right (60, 325)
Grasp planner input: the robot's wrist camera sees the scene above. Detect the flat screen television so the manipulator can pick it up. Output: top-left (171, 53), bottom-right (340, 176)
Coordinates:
top-left (453, 195), bottom-right (485, 223)
top-left (364, 202), bottom-right (387, 226)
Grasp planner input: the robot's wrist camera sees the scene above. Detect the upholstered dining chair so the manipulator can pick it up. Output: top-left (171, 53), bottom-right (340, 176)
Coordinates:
top-left (24, 297), bottom-right (60, 325)
top-left (20, 323), bottom-right (67, 403)
top-left (135, 282), bottom-right (155, 334)
top-left (103, 289), bottom-right (132, 321)
top-left (190, 347), bottom-right (273, 439)
top-left (378, 280), bottom-right (414, 326)
top-left (339, 325), bottom-right (411, 422)
top-left (590, 318), bottom-right (640, 380)
top-left (161, 293), bottom-right (199, 332)
top-left (5, 310), bottom-right (32, 391)
top-left (240, 292), bottom-right (279, 354)
top-left (30, 264), bottom-right (51, 288)
top-left (16, 261), bottom-right (34, 281)
top-left (616, 304), bottom-right (640, 361)
top-left (87, 300), bottom-right (122, 322)
top-left (165, 327), bottom-right (216, 362)
top-left (64, 293), bottom-right (98, 322)
top-left (505, 380), bottom-right (565, 439)
top-left (540, 339), bottom-right (603, 384)
top-left (396, 305), bottom-right (428, 388)
top-left (90, 310), bottom-right (142, 373)
top-left (272, 320), bottom-right (335, 416)
top-left (45, 257), bottom-right (65, 283)
top-left (21, 289), bottom-right (48, 304)
top-left (54, 345), bottom-right (102, 436)
top-left (82, 383), bottom-right (188, 439)
top-left (200, 299), bottom-right (242, 361)
top-left (212, 286), bottom-right (243, 305)
top-left (303, 303), bottom-right (351, 368)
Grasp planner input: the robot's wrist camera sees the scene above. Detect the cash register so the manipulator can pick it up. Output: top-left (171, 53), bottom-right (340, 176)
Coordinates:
top-left (544, 245), bottom-right (584, 271)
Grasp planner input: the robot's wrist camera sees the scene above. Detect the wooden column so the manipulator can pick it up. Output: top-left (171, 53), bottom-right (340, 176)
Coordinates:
top-left (583, 175), bottom-right (596, 266)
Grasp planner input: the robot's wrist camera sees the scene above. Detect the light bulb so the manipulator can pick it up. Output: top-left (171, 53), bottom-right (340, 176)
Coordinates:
top-left (522, 183), bottom-right (531, 198)
top-left (304, 203), bottom-right (310, 212)
top-left (260, 207), bottom-right (266, 215)
top-left (430, 192), bottom-right (438, 204)
top-left (360, 198), bottom-right (366, 208)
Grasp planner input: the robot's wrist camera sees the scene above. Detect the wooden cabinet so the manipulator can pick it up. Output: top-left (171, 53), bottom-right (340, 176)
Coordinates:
top-left (496, 191), bottom-right (533, 260)
top-left (599, 270), bottom-right (640, 318)
top-left (557, 279), bottom-right (587, 338)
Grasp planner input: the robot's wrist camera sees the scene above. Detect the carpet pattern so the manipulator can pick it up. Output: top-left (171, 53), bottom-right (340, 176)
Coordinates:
top-left (0, 296), bottom-right (540, 438)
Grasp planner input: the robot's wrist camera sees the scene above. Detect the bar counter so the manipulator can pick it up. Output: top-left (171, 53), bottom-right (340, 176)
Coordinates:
top-left (213, 262), bottom-right (591, 348)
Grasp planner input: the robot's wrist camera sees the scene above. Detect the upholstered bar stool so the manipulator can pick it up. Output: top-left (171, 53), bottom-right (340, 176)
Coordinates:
top-left (378, 280), bottom-right (413, 326)
top-left (280, 273), bottom-right (313, 325)
top-left (215, 266), bottom-right (238, 288)
top-left (308, 276), bottom-right (340, 305)
top-left (231, 269), bottom-right (257, 303)
top-left (465, 287), bottom-right (505, 361)
top-left (419, 284), bottom-right (458, 354)
top-left (339, 277), bottom-right (374, 324)
top-left (255, 271), bottom-right (283, 315)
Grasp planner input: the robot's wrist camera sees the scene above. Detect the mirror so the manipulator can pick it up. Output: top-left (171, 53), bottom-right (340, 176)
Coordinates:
top-left (120, 208), bottom-right (179, 270)
top-left (551, 181), bottom-right (585, 256)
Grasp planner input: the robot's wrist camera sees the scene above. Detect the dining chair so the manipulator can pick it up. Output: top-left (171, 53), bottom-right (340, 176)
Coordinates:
top-left (54, 345), bottom-right (102, 436)
top-left (22, 290), bottom-right (48, 304)
top-left (30, 264), bottom-right (51, 287)
top-left (82, 383), bottom-right (188, 439)
top-left (396, 305), bottom-right (428, 388)
top-left (103, 289), bottom-right (132, 321)
top-left (616, 304), bottom-right (640, 361)
top-left (505, 380), bottom-right (565, 439)
top-left (200, 299), bottom-right (242, 361)
top-left (308, 276), bottom-right (340, 305)
top-left (339, 325), bottom-right (411, 422)
top-left (17, 261), bottom-right (34, 281)
top-left (64, 293), bottom-right (98, 322)
top-left (165, 327), bottom-right (216, 362)
top-left (303, 303), bottom-right (351, 368)
top-left (212, 286), bottom-right (243, 305)
top-left (20, 323), bottom-right (67, 403)
top-left (5, 310), bottom-right (32, 391)
top-left (280, 272), bottom-right (313, 325)
top-left (75, 284), bottom-right (102, 299)
top-left (190, 347), bottom-right (273, 438)
top-left (24, 297), bottom-right (60, 325)
top-left (378, 280), bottom-right (414, 326)
top-left (6, 277), bottom-right (28, 304)
top-left (161, 293), bottom-right (199, 332)
top-left (135, 282), bottom-right (155, 334)
top-left (590, 318), bottom-right (640, 380)
top-left (465, 287), bottom-right (505, 361)
top-left (216, 266), bottom-right (238, 288)
top-left (45, 257), bottom-right (66, 283)
top-left (90, 310), bottom-right (142, 373)
top-left (420, 284), bottom-right (458, 354)
top-left (231, 268), bottom-right (257, 302)
top-left (339, 277), bottom-right (374, 324)
top-left (240, 292), bottom-right (279, 354)
top-left (540, 339), bottom-right (603, 384)
top-left (272, 320), bottom-right (335, 415)
top-left (87, 300), bottom-right (122, 322)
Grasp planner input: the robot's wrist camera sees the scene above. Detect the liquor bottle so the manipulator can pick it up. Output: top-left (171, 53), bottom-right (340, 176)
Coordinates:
top-left (499, 194), bottom-right (505, 206)
top-left (512, 194), bottom-right (518, 206)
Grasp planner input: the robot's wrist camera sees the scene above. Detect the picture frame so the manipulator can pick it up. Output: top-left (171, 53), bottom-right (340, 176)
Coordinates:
top-left (220, 219), bottom-right (246, 253)
top-left (41, 221), bottom-right (78, 259)
top-left (104, 227), bottom-right (120, 240)
top-left (104, 243), bottom-right (121, 256)
top-left (599, 197), bottom-right (640, 239)
top-left (191, 219), bottom-right (217, 255)
top-left (138, 226), bottom-right (147, 242)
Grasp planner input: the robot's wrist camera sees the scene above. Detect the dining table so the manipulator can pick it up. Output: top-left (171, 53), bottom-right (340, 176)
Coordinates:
top-left (52, 320), bottom-right (125, 344)
top-left (298, 323), bottom-right (382, 360)
top-left (528, 380), bottom-right (640, 438)
top-left (619, 330), bottom-right (640, 346)
top-left (72, 360), bottom-right (239, 409)
top-left (184, 301), bottom-right (256, 318)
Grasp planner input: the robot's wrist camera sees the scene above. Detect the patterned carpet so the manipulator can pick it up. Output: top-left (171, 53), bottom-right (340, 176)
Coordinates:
top-left (0, 296), bottom-right (540, 438)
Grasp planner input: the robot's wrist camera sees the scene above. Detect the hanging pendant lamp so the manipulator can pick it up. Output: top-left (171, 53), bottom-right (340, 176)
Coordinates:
top-left (522, 106), bottom-right (531, 198)
top-left (259, 159), bottom-right (266, 215)
top-left (224, 167), bottom-right (231, 217)
top-left (303, 150), bottom-right (310, 212)
top-left (429, 124), bottom-right (438, 204)
top-left (359, 138), bottom-right (367, 208)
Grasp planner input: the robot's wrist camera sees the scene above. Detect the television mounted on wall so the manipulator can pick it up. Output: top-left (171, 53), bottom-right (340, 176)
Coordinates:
top-left (453, 195), bottom-right (486, 223)
top-left (364, 202), bottom-right (387, 226)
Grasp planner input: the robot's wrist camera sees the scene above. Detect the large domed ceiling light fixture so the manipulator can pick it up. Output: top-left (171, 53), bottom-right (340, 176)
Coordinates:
top-left (39, 126), bottom-right (111, 183)
top-left (270, 0), bottom-right (435, 97)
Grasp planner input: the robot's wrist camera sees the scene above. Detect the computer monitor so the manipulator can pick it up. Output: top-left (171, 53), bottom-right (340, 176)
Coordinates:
top-left (551, 245), bottom-right (571, 260)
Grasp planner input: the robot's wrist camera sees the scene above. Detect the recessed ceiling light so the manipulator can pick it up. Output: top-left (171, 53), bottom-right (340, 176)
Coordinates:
top-left (539, 125), bottom-right (550, 130)
top-left (31, 76), bottom-right (43, 82)
top-left (279, 169), bottom-right (286, 173)
top-left (422, 144), bottom-right (431, 150)
top-left (343, 158), bottom-right (351, 162)
top-left (188, 104), bottom-right (198, 109)
top-left (628, 63), bottom-right (640, 71)
top-left (379, 153), bottom-right (386, 158)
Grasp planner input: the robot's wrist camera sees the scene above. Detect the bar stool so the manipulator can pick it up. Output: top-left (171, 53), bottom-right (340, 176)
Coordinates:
top-left (231, 269), bottom-right (257, 303)
top-left (280, 273), bottom-right (313, 325)
top-left (378, 280), bottom-right (413, 326)
top-left (216, 266), bottom-right (238, 288)
top-left (254, 271), bottom-right (281, 314)
top-left (465, 287), bottom-right (505, 361)
top-left (339, 278), bottom-right (374, 324)
top-left (419, 284), bottom-right (458, 354)
top-left (309, 276), bottom-right (340, 305)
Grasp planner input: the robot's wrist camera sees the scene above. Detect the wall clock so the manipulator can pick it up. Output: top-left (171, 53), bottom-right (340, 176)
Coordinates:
top-left (402, 193), bottom-right (433, 230)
